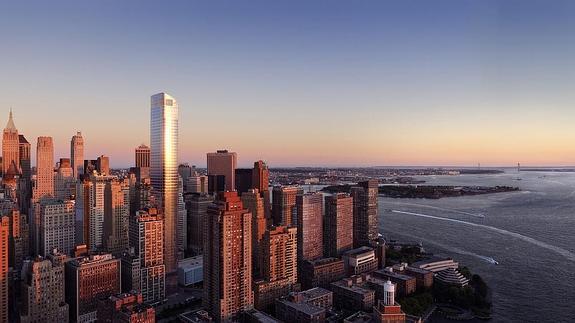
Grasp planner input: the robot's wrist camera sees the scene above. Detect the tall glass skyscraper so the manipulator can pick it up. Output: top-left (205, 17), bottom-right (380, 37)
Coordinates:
top-left (150, 92), bottom-right (179, 273)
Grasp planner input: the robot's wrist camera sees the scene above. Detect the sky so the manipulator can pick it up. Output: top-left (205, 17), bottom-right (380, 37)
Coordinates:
top-left (1, 0), bottom-right (575, 168)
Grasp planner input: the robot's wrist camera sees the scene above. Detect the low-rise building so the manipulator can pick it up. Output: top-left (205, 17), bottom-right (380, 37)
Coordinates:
top-left (178, 256), bottom-right (203, 286)
top-left (275, 298), bottom-right (325, 323)
top-left (344, 311), bottom-right (373, 323)
top-left (301, 257), bottom-right (345, 290)
top-left (342, 247), bottom-right (378, 276)
top-left (372, 269), bottom-right (416, 297)
top-left (404, 266), bottom-right (433, 290)
top-left (411, 257), bottom-right (458, 273)
top-left (291, 287), bottom-right (333, 310)
top-left (330, 276), bottom-right (375, 312)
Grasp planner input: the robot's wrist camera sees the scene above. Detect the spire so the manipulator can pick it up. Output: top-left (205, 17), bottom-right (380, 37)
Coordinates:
top-left (5, 108), bottom-right (17, 132)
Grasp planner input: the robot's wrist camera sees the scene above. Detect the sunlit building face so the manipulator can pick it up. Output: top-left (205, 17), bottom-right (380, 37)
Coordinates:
top-left (150, 92), bottom-right (179, 273)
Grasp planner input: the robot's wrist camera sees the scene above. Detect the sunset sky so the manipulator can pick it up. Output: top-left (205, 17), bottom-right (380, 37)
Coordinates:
top-left (1, 1), bottom-right (575, 167)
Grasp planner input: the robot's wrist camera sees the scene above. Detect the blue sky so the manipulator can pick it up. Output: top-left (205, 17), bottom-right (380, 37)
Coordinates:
top-left (1, 1), bottom-right (574, 167)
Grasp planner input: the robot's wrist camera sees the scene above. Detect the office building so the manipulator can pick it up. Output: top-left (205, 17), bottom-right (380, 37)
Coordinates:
top-left (77, 173), bottom-right (115, 250)
top-left (342, 246), bottom-right (378, 276)
top-left (296, 192), bottom-right (323, 263)
top-left (184, 193), bottom-right (212, 256)
top-left (7, 209), bottom-right (28, 271)
top-left (150, 92), bottom-right (179, 274)
top-left (207, 174), bottom-right (226, 194)
top-left (272, 186), bottom-right (300, 226)
top-left (31, 136), bottom-right (55, 255)
top-left (0, 217), bottom-right (8, 323)
top-left (206, 150), bottom-right (237, 191)
top-left (65, 253), bottom-right (121, 323)
top-left (55, 158), bottom-right (76, 200)
top-left (20, 252), bottom-right (69, 323)
top-left (103, 179), bottom-right (129, 256)
top-left (177, 178), bottom-right (186, 259)
top-left (241, 189), bottom-right (266, 277)
top-left (178, 256), bottom-right (203, 286)
top-left (351, 180), bottom-right (379, 248)
top-left (203, 192), bottom-right (253, 322)
top-left (18, 134), bottom-right (31, 212)
top-left (71, 132), bottom-right (84, 179)
top-left (324, 193), bottom-right (353, 257)
top-left (2, 109), bottom-right (20, 176)
top-left (234, 168), bottom-right (252, 194)
top-left (275, 298), bottom-right (325, 323)
top-left (178, 163), bottom-right (192, 190)
top-left (129, 209), bottom-right (166, 303)
top-left (135, 144), bottom-right (151, 181)
top-left (40, 199), bottom-right (75, 256)
top-left (187, 173), bottom-right (208, 194)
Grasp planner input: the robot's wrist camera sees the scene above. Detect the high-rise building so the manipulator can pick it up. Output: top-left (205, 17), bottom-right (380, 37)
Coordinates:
top-left (296, 192), bottom-right (324, 263)
top-left (135, 144), bottom-right (151, 168)
top-left (0, 216), bottom-right (9, 323)
top-left (103, 179), bottom-right (129, 256)
top-left (150, 92), bottom-right (179, 274)
top-left (203, 192), bottom-right (253, 321)
top-left (187, 173), bottom-right (208, 194)
top-left (20, 251), bottom-right (69, 323)
top-left (31, 136), bottom-right (55, 255)
top-left (2, 109), bottom-right (20, 176)
top-left (7, 209), bottom-right (29, 271)
top-left (77, 173), bottom-right (116, 250)
top-left (207, 150), bottom-right (237, 192)
top-left (351, 180), bottom-right (379, 248)
top-left (241, 189), bottom-right (266, 277)
top-left (253, 226), bottom-right (298, 311)
top-left (55, 158), bottom-right (76, 200)
top-left (184, 193), bottom-right (212, 256)
top-left (234, 168), bottom-right (252, 194)
top-left (324, 193), bottom-right (353, 257)
top-left (97, 155), bottom-right (110, 176)
top-left (18, 134), bottom-right (32, 212)
top-left (39, 199), bottom-right (75, 256)
top-left (272, 186), bottom-right (301, 226)
top-left (252, 160), bottom-right (269, 193)
top-left (65, 253), bottom-right (121, 323)
top-left (33, 136), bottom-right (55, 201)
top-left (252, 160), bottom-right (271, 221)
top-left (18, 134), bottom-right (31, 180)
top-left (71, 132), bottom-right (84, 179)
top-left (129, 209), bottom-right (165, 304)
top-left (177, 177), bottom-right (186, 259)
top-left (178, 163), bottom-right (192, 190)
top-left (97, 292), bottom-right (155, 323)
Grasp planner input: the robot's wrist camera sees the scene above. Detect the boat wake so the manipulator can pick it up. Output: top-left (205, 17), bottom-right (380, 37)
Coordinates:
top-left (390, 209), bottom-right (575, 262)
top-left (390, 202), bottom-right (485, 218)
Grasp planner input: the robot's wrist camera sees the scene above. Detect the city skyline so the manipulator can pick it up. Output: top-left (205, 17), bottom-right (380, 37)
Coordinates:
top-left (2, 1), bottom-right (575, 167)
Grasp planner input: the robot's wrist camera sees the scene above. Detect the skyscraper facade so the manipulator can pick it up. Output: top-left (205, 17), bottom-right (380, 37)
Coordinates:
top-left (135, 144), bottom-right (151, 168)
top-left (296, 192), bottom-right (324, 262)
top-left (351, 180), bottom-right (379, 248)
top-left (184, 193), bottom-right (212, 256)
top-left (2, 110), bottom-right (20, 176)
top-left (0, 216), bottom-right (8, 323)
top-left (7, 210), bottom-right (29, 271)
top-left (65, 253), bottom-right (121, 323)
top-left (253, 225), bottom-right (298, 311)
top-left (207, 150), bottom-right (237, 191)
top-left (150, 92), bottom-right (179, 273)
top-left (324, 193), bottom-right (354, 257)
top-left (203, 192), bottom-right (254, 321)
top-left (20, 252), bottom-right (69, 323)
top-left (129, 209), bottom-right (165, 303)
top-left (272, 186), bottom-right (301, 226)
top-left (55, 158), bottom-right (75, 200)
top-left (33, 136), bottom-right (55, 201)
top-left (103, 179), bottom-right (129, 256)
top-left (71, 132), bottom-right (84, 179)
top-left (39, 199), bottom-right (76, 256)
top-left (241, 189), bottom-right (267, 277)
top-left (18, 134), bottom-right (32, 212)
